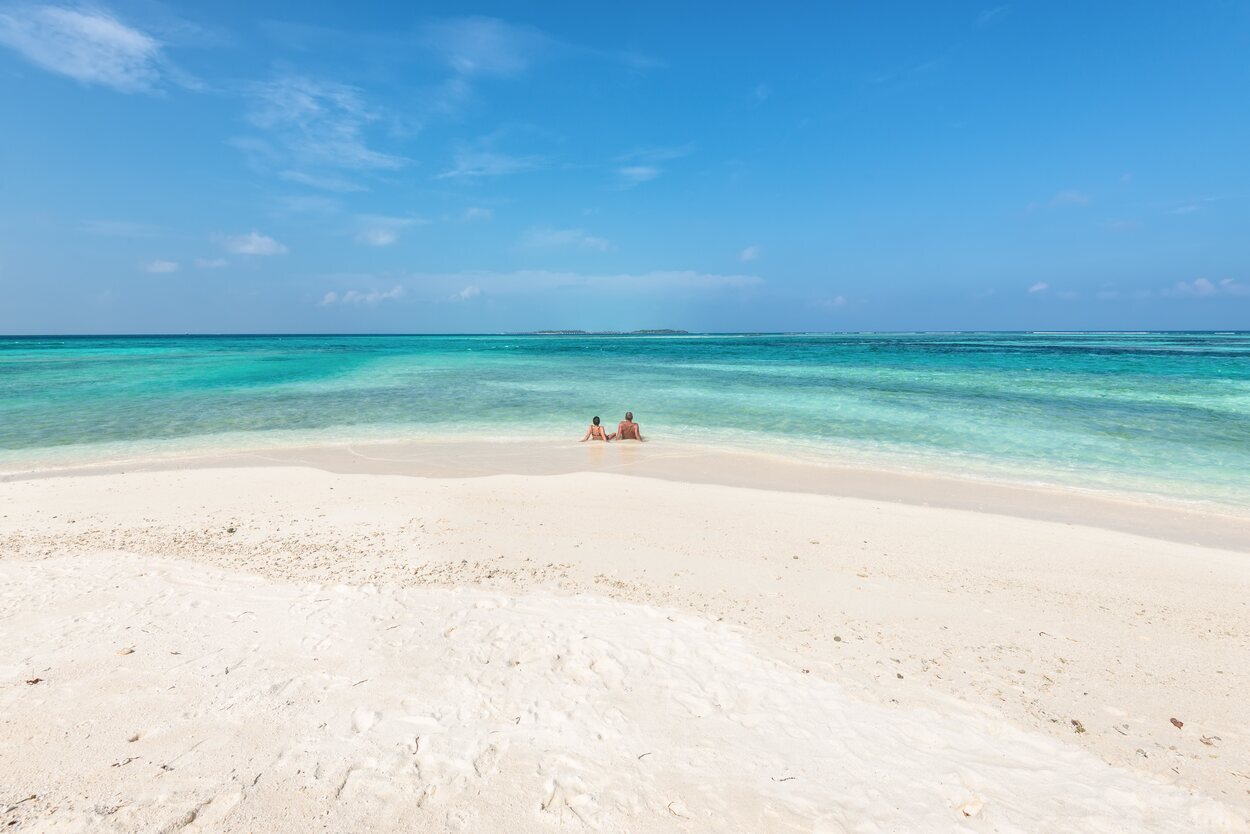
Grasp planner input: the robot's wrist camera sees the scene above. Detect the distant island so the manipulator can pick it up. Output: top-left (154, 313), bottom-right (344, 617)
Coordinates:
top-left (521, 329), bottom-right (690, 336)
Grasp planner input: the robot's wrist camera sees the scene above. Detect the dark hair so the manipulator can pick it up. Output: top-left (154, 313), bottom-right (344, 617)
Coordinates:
top-left (625, 411), bottom-right (633, 420)
top-left (592, 416), bottom-right (600, 425)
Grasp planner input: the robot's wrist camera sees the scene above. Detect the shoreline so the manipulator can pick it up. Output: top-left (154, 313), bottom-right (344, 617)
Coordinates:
top-left (5, 437), bottom-right (1248, 551)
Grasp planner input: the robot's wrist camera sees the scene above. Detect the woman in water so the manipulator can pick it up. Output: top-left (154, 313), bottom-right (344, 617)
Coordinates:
top-left (580, 415), bottom-right (610, 442)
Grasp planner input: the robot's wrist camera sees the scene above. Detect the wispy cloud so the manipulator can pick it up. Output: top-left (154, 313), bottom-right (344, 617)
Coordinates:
top-left (438, 147), bottom-right (541, 179)
top-left (415, 17), bottom-right (552, 118)
top-left (753, 82), bottom-right (771, 103)
top-left (617, 165), bottom-right (659, 186)
top-left (617, 145), bottom-right (692, 163)
top-left (521, 227), bottom-right (612, 252)
top-left (739, 245), bottom-right (761, 262)
top-left (1149, 195), bottom-right (1225, 216)
top-left (870, 49), bottom-right (955, 88)
top-left (272, 194), bottom-right (341, 215)
top-left (235, 75), bottom-right (405, 189)
top-left (219, 231), bottom-right (288, 255)
top-left (612, 144), bottom-right (691, 187)
top-left (194, 257), bottom-right (228, 268)
top-left (0, 4), bottom-right (173, 93)
top-left (420, 15), bottom-right (660, 78)
top-left (452, 285), bottom-right (481, 301)
top-left (354, 214), bottom-right (425, 246)
top-left (278, 169), bottom-right (368, 193)
top-left (420, 16), bottom-right (549, 78)
top-left (975, 5), bottom-right (1010, 27)
top-left (1050, 190), bottom-right (1089, 207)
top-left (320, 285), bottom-right (405, 306)
top-left (462, 207), bottom-right (493, 221)
top-left (1028, 282), bottom-right (1049, 294)
top-left (143, 258), bottom-right (177, 273)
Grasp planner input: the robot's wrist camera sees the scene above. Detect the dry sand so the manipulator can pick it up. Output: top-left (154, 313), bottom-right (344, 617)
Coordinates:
top-left (1, 442), bottom-right (1248, 831)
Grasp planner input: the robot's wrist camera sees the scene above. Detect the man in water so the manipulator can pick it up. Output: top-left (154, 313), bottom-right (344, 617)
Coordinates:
top-left (612, 411), bottom-right (644, 441)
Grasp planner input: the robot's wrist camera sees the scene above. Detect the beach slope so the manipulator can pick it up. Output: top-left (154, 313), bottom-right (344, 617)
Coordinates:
top-left (2, 463), bottom-right (1247, 830)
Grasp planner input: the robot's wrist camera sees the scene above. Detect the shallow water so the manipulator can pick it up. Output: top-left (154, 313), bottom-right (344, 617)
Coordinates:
top-left (2, 332), bottom-right (1248, 505)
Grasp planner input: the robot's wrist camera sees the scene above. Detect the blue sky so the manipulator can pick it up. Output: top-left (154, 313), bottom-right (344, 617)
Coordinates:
top-left (0, 1), bottom-right (1247, 333)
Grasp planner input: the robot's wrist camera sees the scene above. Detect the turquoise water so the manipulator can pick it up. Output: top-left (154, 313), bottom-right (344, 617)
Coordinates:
top-left (2, 333), bottom-right (1248, 506)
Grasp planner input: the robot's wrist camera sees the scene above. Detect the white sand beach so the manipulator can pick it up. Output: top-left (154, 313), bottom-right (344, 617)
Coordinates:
top-left (2, 442), bottom-right (1248, 831)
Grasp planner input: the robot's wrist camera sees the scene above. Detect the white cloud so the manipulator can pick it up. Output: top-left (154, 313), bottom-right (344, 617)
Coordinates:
top-left (354, 215), bottom-right (425, 247)
top-left (313, 270), bottom-right (760, 307)
top-left (420, 16), bottom-right (549, 78)
top-left (237, 75), bottom-right (405, 187)
top-left (739, 245), bottom-right (761, 262)
top-left (1169, 204), bottom-right (1200, 215)
top-left (194, 257), bottom-right (228, 269)
top-left (612, 145), bottom-right (692, 187)
top-left (0, 4), bottom-right (167, 93)
top-left (320, 285), bottom-right (405, 306)
top-left (617, 165), bottom-right (659, 186)
top-left (143, 259), bottom-right (178, 273)
top-left (1028, 282), bottom-right (1049, 294)
top-left (437, 148), bottom-right (541, 179)
top-left (463, 207), bottom-right (493, 221)
top-left (817, 295), bottom-right (847, 310)
top-left (521, 227), bottom-right (611, 252)
top-left (753, 82), bottom-right (771, 103)
top-left (1166, 277), bottom-right (1248, 298)
top-left (220, 231), bottom-right (288, 256)
top-left (356, 228), bottom-right (397, 247)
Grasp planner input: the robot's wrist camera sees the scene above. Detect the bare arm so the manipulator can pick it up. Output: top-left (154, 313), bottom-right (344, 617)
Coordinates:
top-left (580, 427), bottom-right (591, 442)
top-left (636, 424), bottom-right (644, 441)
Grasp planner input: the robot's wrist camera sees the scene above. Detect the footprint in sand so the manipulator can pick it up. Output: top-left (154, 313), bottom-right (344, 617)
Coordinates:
top-left (472, 741), bottom-right (507, 777)
top-left (351, 708), bottom-right (379, 734)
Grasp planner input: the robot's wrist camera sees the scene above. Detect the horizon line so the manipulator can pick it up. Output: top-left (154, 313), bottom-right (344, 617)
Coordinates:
top-left (3, 330), bottom-right (1248, 339)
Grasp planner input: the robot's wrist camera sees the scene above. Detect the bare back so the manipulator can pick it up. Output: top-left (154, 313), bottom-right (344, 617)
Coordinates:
top-left (616, 420), bottom-right (640, 440)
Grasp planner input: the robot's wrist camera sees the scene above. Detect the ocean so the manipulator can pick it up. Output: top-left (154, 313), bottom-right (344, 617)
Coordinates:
top-left (2, 332), bottom-right (1248, 507)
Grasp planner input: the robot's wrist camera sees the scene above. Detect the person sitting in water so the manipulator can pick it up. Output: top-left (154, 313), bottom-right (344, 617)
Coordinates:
top-left (611, 411), bottom-right (644, 441)
top-left (580, 415), bottom-right (610, 442)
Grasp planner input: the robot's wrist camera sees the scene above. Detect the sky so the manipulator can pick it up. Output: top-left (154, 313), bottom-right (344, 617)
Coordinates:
top-left (0, 1), bottom-right (1247, 334)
